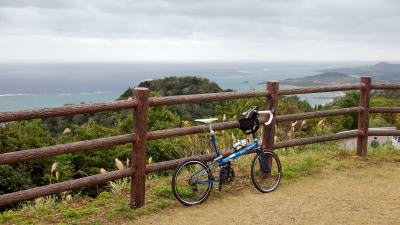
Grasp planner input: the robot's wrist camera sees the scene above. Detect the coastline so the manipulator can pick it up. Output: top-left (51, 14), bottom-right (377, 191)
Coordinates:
top-left (1, 61), bottom-right (371, 111)
top-left (0, 83), bottom-right (342, 112)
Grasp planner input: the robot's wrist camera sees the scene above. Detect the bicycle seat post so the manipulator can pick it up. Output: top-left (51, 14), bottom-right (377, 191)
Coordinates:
top-left (208, 124), bottom-right (214, 135)
top-left (207, 123), bottom-right (221, 157)
top-left (193, 118), bottom-right (220, 157)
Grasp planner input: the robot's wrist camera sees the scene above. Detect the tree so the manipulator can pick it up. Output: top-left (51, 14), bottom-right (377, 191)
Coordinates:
top-left (0, 120), bottom-right (54, 194)
top-left (326, 91), bottom-right (359, 129)
top-left (119, 76), bottom-right (232, 120)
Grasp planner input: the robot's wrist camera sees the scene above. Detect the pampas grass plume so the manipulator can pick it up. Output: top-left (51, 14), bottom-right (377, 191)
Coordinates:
top-left (115, 158), bottom-right (124, 170)
top-left (51, 162), bottom-right (58, 174)
top-left (100, 168), bottom-right (107, 174)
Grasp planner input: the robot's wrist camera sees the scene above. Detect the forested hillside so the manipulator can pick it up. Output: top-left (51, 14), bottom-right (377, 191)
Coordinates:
top-left (120, 76), bottom-right (232, 120)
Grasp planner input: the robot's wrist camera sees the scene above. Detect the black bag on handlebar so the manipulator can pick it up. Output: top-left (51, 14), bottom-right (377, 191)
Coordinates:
top-left (238, 111), bottom-right (259, 135)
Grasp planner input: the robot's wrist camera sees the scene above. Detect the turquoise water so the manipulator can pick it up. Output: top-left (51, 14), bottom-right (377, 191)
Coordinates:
top-left (0, 61), bottom-right (369, 111)
top-left (0, 93), bottom-right (120, 112)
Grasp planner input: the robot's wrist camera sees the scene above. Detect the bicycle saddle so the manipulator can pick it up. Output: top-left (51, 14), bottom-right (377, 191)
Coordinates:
top-left (194, 118), bottom-right (218, 124)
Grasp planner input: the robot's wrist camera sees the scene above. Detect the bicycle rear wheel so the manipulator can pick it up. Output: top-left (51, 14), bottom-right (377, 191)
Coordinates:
top-left (172, 159), bottom-right (213, 206)
top-left (251, 150), bottom-right (282, 193)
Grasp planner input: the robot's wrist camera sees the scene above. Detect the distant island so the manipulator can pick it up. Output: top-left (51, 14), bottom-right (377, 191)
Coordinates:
top-left (280, 72), bottom-right (359, 86)
top-left (279, 62), bottom-right (400, 87)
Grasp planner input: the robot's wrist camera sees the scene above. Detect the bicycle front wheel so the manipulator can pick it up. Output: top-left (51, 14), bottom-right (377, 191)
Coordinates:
top-left (172, 159), bottom-right (213, 206)
top-left (251, 150), bottom-right (282, 193)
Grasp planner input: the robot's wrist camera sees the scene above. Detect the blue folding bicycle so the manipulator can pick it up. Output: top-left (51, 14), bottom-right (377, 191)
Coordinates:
top-left (172, 106), bottom-right (282, 206)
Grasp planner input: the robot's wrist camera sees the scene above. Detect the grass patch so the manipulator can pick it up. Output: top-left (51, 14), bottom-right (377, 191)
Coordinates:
top-left (280, 152), bottom-right (326, 179)
top-left (0, 211), bottom-right (18, 223)
top-left (153, 185), bottom-right (174, 199)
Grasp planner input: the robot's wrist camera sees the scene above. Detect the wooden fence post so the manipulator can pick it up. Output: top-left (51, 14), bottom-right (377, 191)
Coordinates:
top-left (262, 81), bottom-right (279, 150)
top-left (131, 87), bottom-right (149, 209)
top-left (357, 77), bottom-right (371, 156)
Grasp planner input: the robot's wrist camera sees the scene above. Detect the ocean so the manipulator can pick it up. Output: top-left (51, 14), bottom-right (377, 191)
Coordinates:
top-left (0, 61), bottom-right (370, 112)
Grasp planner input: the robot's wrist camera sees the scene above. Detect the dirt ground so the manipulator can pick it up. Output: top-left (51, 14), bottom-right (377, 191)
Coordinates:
top-left (133, 162), bottom-right (400, 225)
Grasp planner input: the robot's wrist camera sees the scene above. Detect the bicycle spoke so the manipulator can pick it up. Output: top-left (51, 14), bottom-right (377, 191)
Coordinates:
top-left (172, 160), bottom-right (213, 205)
top-left (251, 150), bottom-right (282, 193)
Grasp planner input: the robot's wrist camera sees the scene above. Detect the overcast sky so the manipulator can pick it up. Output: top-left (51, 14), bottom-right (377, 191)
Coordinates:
top-left (1, 0), bottom-right (400, 62)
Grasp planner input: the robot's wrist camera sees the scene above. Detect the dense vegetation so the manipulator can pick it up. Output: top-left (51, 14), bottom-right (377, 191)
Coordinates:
top-left (120, 76), bottom-right (232, 120)
top-left (1, 76), bottom-right (399, 211)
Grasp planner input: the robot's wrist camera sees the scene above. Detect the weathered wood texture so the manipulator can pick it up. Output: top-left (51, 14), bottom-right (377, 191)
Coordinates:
top-left (0, 168), bottom-right (133, 207)
top-left (278, 84), bottom-right (361, 95)
top-left (146, 150), bottom-right (235, 173)
top-left (274, 130), bottom-right (362, 149)
top-left (148, 121), bottom-right (238, 140)
top-left (0, 100), bottom-right (137, 123)
top-left (149, 90), bottom-right (269, 106)
top-left (262, 81), bottom-right (279, 150)
top-left (131, 88), bottom-right (149, 209)
top-left (0, 134), bottom-right (134, 165)
top-left (357, 77), bottom-right (371, 156)
top-left (276, 107), bottom-right (360, 122)
top-left (368, 129), bottom-right (400, 136)
top-left (369, 107), bottom-right (400, 113)
top-left (371, 84), bottom-right (400, 90)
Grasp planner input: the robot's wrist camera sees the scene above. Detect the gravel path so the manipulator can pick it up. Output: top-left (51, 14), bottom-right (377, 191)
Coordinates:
top-left (134, 162), bottom-right (400, 225)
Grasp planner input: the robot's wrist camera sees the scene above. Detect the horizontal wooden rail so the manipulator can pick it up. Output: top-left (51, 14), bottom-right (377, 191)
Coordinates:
top-left (273, 130), bottom-right (361, 149)
top-left (147, 116), bottom-right (272, 140)
top-left (0, 134), bottom-right (135, 165)
top-left (369, 107), bottom-right (400, 113)
top-left (146, 150), bottom-right (235, 173)
top-left (146, 107), bottom-right (363, 143)
top-left (0, 106), bottom-right (367, 166)
top-left (1, 83), bottom-right (399, 123)
top-left (149, 90), bottom-right (269, 106)
top-left (148, 121), bottom-right (240, 140)
top-left (276, 107), bottom-right (360, 122)
top-left (368, 129), bottom-right (400, 136)
top-left (278, 84), bottom-right (361, 95)
top-left (0, 167), bottom-right (133, 207)
top-left (371, 84), bottom-right (400, 90)
top-left (0, 119), bottom-right (264, 166)
top-left (0, 100), bottom-right (137, 123)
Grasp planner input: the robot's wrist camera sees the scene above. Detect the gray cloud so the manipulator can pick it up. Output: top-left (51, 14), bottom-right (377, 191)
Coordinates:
top-left (0, 0), bottom-right (78, 9)
top-left (0, 0), bottom-right (400, 61)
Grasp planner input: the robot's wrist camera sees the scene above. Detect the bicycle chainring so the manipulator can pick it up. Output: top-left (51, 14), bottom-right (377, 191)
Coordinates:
top-left (220, 164), bottom-right (235, 185)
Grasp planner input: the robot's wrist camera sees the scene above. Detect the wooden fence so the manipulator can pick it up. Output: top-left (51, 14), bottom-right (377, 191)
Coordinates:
top-left (1, 77), bottom-right (400, 208)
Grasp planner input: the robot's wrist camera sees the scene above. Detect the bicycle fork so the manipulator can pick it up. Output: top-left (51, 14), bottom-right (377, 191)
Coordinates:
top-left (257, 149), bottom-right (272, 173)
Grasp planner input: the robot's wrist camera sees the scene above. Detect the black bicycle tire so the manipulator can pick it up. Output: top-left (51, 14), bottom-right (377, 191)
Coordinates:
top-left (172, 159), bottom-right (213, 206)
top-left (250, 150), bottom-right (282, 193)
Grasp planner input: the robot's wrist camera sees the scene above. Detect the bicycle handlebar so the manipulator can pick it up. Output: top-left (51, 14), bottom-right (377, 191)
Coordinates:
top-left (242, 106), bottom-right (274, 126)
top-left (257, 110), bottom-right (274, 126)
top-left (242, 106), bottom-right (257, 116)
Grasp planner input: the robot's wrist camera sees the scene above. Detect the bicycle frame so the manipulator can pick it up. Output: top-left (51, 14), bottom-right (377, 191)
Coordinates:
top-left (192, 131), bottom-right (271, 184)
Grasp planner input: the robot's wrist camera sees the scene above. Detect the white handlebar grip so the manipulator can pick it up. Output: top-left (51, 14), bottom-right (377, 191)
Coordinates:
top-left (264, 111), bottom-right (274, 126)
